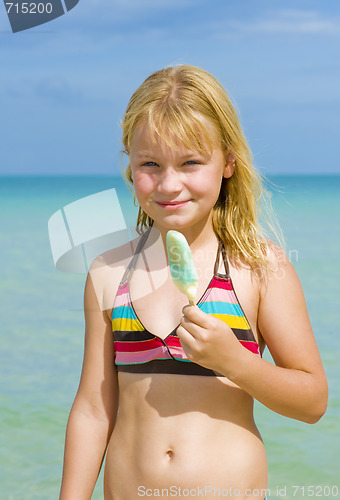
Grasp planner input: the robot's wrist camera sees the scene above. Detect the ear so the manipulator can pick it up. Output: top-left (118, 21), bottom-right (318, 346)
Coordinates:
top-left (223, 152), bottom-right (236, 179)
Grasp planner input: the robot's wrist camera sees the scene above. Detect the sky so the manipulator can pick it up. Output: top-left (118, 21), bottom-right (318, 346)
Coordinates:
top-left (0, 0), bottom-right (340, 176)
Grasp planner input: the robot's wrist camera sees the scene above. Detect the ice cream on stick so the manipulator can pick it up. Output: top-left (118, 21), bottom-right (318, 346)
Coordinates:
top-left (166, 230), bottom-right (198, 305)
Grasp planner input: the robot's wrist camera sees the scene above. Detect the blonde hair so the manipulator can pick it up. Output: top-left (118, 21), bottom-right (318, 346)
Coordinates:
top-left (121, 64), bottom-right (282, 272)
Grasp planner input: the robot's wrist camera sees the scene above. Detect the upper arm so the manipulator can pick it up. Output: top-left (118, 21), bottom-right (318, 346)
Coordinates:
top-left (74, 267), bottom-right (118, 425)
top-left (72, 238), bottom-right (139, 422)
top-left (258, 247), bottom-right (326, 381)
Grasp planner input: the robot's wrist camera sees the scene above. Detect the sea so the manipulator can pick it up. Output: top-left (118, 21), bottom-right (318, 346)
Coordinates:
top-left (0, 174), bottom-right (339, 500)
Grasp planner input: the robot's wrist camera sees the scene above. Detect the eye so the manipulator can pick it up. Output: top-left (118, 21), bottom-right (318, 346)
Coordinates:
top-left (142, 161), bottom-right (158, 167)
top-left (183, 160), bottom-right (201, 167)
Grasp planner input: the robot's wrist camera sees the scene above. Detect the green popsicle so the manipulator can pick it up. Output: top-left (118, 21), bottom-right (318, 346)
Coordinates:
top-left (166, 230), bottom-right (198, 305)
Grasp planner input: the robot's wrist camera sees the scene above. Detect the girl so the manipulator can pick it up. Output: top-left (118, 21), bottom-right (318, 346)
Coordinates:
top-left (59, 65), bottom-right (328, 500)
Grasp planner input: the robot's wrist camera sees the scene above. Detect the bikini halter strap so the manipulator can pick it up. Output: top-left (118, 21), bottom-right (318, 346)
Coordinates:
top-left (120, 228), bottom-right (151, 283)
top-left (214, 239), bottom-right (230, 277)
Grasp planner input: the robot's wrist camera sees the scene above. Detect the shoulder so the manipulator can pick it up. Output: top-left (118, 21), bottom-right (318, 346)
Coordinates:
top-left (257, 239), bottom-right (305, 307)
top-left (263, 240), bottom-right (291, 279)
top-left (230, 239), bottom-right (290, 291)
top-left (85, 237), bottom-right (141, 316)
top-left (264, 239), bottom-right (296, 278)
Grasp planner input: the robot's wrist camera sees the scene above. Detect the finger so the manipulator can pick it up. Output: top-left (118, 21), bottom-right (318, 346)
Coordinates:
top-left (180, 314), bottom-right (202, 335)
top-left (177, 324), bottom-right (197, 348)
top-left (182, 304), bottom-right (211, 328)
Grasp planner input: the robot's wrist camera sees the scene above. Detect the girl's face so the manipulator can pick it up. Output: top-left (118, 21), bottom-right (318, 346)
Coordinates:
top-left (129, 118), bottom-right (234, 238)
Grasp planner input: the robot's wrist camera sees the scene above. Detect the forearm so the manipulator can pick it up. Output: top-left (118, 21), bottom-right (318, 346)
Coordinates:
top-left (59, 405), bottom-right (114, 500)
top-left (220, 348), bottom-right (328, 423)
top-left (179, 295), bottom-right (328, 423)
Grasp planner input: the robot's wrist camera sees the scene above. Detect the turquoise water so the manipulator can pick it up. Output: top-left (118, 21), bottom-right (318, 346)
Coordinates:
top-left (0, 175), bottom-right (339, 500)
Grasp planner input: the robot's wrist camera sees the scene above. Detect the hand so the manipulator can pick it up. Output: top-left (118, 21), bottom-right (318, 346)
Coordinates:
top-left (176, 305), bottom-right (242, 374)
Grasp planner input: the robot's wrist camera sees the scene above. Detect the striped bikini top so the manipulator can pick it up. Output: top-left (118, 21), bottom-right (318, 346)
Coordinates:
top-left (112, 230), bottom-right (261, 376)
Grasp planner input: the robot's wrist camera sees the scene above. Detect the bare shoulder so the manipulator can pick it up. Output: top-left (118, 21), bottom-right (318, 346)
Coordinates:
top-left (258, 240), bottom-right (315, 357)
top-left (259, 240), bottom-right (298, 290)
top-left (264, 239), bottom-right (312, 304)
top-left (86, 237), bottom-right (140, 317)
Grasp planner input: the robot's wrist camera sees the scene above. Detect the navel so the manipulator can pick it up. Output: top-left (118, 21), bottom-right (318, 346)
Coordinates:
top-left (166, 449), bottom-right (174, 461)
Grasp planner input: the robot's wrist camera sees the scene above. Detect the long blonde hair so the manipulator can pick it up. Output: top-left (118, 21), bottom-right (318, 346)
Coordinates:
top-left (121, 65), bottom-right (282, 271)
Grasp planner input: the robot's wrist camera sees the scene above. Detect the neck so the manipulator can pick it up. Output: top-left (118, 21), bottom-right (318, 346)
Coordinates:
top-left (153, 215), bottom-right (219, 252)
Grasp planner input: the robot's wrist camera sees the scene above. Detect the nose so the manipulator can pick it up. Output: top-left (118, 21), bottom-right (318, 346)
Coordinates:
top-left (156, 168), bottom-right (183, 194)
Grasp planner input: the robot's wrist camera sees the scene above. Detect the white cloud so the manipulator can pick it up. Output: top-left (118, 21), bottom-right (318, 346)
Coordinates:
top-left (229, 9), bottom-right (340, 36)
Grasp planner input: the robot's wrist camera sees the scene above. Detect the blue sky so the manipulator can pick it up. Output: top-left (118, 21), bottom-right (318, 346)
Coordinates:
top-left (1, 0), bottom-right (340, 175)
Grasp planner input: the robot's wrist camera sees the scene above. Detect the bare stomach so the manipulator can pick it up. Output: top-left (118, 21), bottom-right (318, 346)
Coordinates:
top-left (104, 373), bottom-right (268, 500)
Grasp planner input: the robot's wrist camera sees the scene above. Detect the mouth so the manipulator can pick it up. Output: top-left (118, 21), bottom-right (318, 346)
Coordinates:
top-left (155, 200), bottom-right (191, 210)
